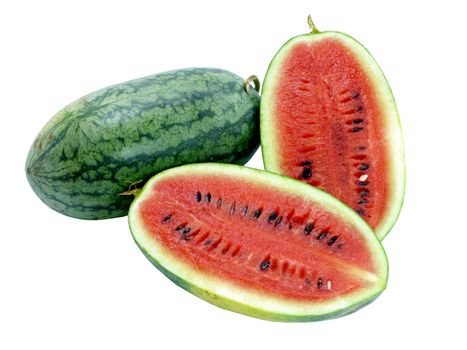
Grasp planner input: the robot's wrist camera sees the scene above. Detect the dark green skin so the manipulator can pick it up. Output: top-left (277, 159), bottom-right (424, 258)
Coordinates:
top-left (26, 68), bottom-right (260, 219)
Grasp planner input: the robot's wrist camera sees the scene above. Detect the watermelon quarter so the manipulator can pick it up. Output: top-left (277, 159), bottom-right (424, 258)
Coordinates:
top-left (260, 18), bottom-right (405, 240)
top-left (26, 68), bottom-right (260, 220)
top-left (129, 163), bottom-right (388, 321)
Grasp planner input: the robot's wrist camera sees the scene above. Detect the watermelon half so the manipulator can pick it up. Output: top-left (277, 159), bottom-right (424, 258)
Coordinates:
top-left (260, 21), bottom-right (405, 240)
top-left (129, 163), bottom-right (388, 321)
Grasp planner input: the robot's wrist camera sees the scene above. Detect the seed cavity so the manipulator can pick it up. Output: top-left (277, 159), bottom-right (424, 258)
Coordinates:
top-left (317, 277), bottom-right (323, 289)
top-left (302, 166), bottom-right (312, 179)
top-left (207, 237), bottom-right (222, 252)
top-left (196, 232), bottom-right (210, 244)
top-left (241, 206), bottom-right (248, 216)
top-left (181, 227), bottom-right (191, 235)
top-left (327, 280), bottom-right (332, 290)
top-left (358, 181), bottom-right (369, 187)
top-left (304, 223), bottom-right (314, 235)
top-left (359, 163), bottom-right (369, 171)
top-left (327, 235), bottom-right (339, 246)
top-left (204, 239), bottom-right (212, 246)
top-left (216, 198), bottom-right (222, 208)
top-left (356, 209), bottom-right (365, 215)
top-left (231, 245), bottom-right (241, 257)
top-left (175, 223), bottom-right (188, 231)
top-left (260, 257), bottom-right (271, 271)
top-left (351, 127), bottom-right (364, 133)
top-left (195, 191), bottom-right (202, 202)
top-left (230, 202), bottom-right (236, 215)
top-left (268, 211), bottom-right (278, 222)
top-left (253, 208), bottom-right (263, 219)
top-left (317, 231), bottom-right (328, 240)
top-left (221, 242), bottom-right (231, 255)
top-left (205, 193), bottom-right (211, 203)
top-left (274, 216), bottom-right (283, 227)
top-left (360, 190), bottom-right (369, 197)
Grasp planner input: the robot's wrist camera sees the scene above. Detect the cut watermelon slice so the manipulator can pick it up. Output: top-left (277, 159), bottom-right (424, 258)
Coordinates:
top-left (260, 19), bottom-right (405, 240)
top-left (129, 163), bottom-right (388, 321)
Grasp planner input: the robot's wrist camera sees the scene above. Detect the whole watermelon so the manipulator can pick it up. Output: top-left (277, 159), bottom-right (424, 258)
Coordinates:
top-left (26, 68), bottom-right (260, 219)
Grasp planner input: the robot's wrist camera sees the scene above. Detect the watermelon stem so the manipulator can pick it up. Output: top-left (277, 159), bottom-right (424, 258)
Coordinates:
top-left (243, 75), bottom-right (260, 94)
top-left (307, 15), bottom-right (319, 34)
top-left (118, 180), bottom-right (143, 196)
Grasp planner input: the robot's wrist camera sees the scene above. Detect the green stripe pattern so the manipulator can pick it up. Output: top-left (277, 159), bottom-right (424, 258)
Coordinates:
top-left (25, 68), bottom-right (260, 219)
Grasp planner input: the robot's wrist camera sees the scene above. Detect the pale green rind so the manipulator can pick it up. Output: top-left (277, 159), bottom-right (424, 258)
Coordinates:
top-left (129, 163), bottom-right (388, 322)
top-left (260, 31), bottom-right (405, 240)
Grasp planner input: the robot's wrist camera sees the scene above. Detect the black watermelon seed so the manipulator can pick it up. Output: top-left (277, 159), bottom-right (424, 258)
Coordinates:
top-left (352, 92), bottom-right (360, 99)
top-left (359, 163), bottom-right (369, 171)
top-left (302, 166), bottom-right (312, 179)
top-left (352, 127), bottom-right (364, 133)
top-left (327, 236), bottom-right (339, 246)
top-left (230, 202), bottom-right (236, 215)
top-left (317, 232), bottom-right (328, 240)
top-left (204, 239), bottom-right (212, 246)
top-left (304, 278), bottom-right (310, 285)
top-left (216, 198), bottom-right (222, 208)
top-left (260, 259), bottom-right (271, 271)
top-left (358, 181), bottom-right (369, 187)
top-left (175, 224), bottom-right (186, 231)
top-left (205, 193), bottom-right (211, 203)
top-left (356, 106), bottom-right (364, 112)
top-left (254, 209), bottom-right (262, 219)
top-left (162, 214), bottom-right (172, 222)
top-left (241, 206), bottom-right (248, 216)
top-left (353, 118), bottom-right (364, 124)
top-left (274, 216), bottom-right (283, 227)
top-left (360, 190), bottom-right (369, 197)
top-left (300, 160), bottom-right (312, 166)
top-left (182, 227), bottom-right (191, 235)
top-left (195, 192), bottom-right (202, 202)
top-left (317, 277), bottom-right (323, 289)
top-left (268, 212), bottom-right (278, 221)
top-left (356, 209), bottom-right (365, 215)
top-left (304, 223), bottom-right (314, 235)
top-left (358, 198), bottom-right (369, 205)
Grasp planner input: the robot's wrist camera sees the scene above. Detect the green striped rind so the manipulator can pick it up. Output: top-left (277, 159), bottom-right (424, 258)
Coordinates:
top-left (260, 31), bottom-right (405, 240)
top-left (26, 68), bottom-right (260, 219)
top-left (129, 163), bottom-right (388, 322)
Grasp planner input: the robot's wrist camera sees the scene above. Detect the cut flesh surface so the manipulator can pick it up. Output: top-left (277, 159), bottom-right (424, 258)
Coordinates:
top-left (261, 32), bottom-right (405, 240)
top-left (129, 163), bottom-right (388, 321)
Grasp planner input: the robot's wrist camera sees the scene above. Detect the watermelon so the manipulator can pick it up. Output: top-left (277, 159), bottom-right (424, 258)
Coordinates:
top-left (129, 163), bottom-right (388, 321)
top-left (260, 18), bottom-right (405, 240)
top-left (25, 68), bottom-right (260, 220)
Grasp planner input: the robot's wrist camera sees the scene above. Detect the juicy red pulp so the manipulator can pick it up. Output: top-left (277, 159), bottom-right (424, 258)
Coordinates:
top-left (139, 174), bottom-right (377, 301)
top-left (273, 38), bottom-right (389, 230)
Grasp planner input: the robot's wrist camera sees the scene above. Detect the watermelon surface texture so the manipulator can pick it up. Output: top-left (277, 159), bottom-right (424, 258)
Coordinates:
top-left (26, 68), bottom-right (260, 220)
top-left (129, 163), bottom-right (388, 322)
top-left (260, 21), bottom-right (405, 240)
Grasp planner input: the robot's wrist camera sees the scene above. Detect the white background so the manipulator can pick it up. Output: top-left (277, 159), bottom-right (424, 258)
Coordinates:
top-left (1, 0), bottom-right (465, 348)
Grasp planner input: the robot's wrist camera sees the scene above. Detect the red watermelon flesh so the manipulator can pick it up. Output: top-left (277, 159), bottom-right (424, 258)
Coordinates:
top-left (129, 164), bottom-right (388, 321)
top-left (261, 31), bottom-right (405, 240)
